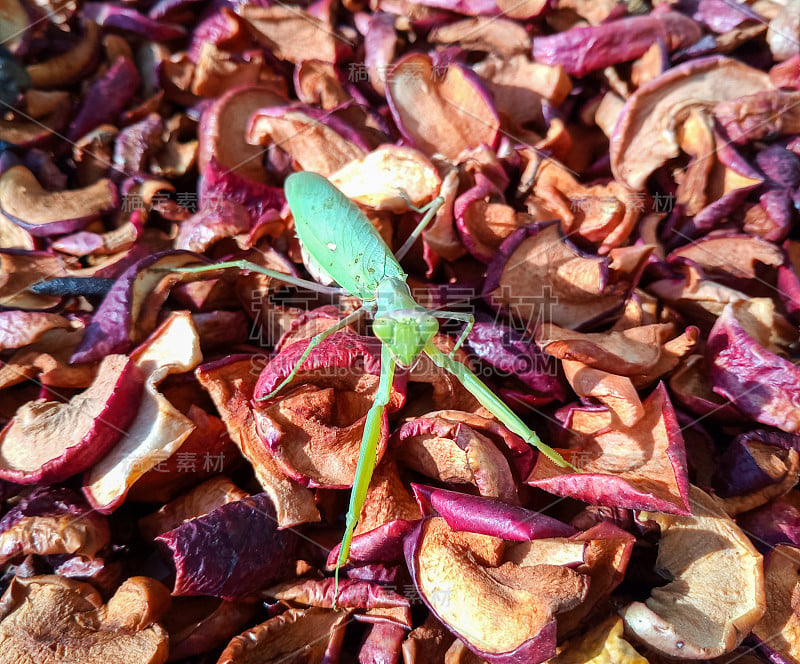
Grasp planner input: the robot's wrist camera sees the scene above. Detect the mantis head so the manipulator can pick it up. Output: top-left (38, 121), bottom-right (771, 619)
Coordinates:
top-left (372, 310), bottom-right (439, 368)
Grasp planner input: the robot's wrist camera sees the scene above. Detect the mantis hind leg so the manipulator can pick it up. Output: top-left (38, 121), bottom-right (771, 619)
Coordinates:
top-left (433, 310), bottom-right (475, 357)
top-left (334, 344), bottom-right (396, 607)
top-left (423, 341), bottom-right (577, 471)
top-left (257, 307), bottom-right (365, 401)
top-left (167, 259), bottom-right (346, 296)
top-left (394, 195), bottom-right (446, 262)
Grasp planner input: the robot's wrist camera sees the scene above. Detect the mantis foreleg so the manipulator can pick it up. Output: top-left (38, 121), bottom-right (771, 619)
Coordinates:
top-left (423, 342), bottom-right (576, 470)
top-left (394, 195), bottom-right (446, 262)
top-left (433, 310), bottom-right (475, 357)
top-left (168, 259), bottom-right (347, 296)
top-left (258, 307), bottom-right (366, 401)
top-left (334, 344), bottom-right (396, 606)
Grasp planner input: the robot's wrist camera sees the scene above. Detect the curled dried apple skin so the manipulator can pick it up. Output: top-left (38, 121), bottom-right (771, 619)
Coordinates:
top-left (0, 354), bottom-right (143, 485)
top-left (156, 492), bottom-right (298, 600)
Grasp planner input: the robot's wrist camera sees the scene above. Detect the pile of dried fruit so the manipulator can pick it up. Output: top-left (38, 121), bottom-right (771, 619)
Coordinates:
top-left (0, 0), bottom-right (799, 662)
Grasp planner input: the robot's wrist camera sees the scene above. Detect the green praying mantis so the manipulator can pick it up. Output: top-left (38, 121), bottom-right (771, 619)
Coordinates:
top-left (173, 171), bottom-right (574, 602)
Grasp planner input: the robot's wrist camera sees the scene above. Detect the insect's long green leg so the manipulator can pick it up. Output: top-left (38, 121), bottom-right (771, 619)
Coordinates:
top-left (257, 307), bottom-right (366, 401)
top-left (394, 195), bottom-right (446, 262)
top-left (423, 342), bottom-right (577, 470)
top-left (433, 310), bottom-right (475, 357)
top-left (334, 344), bottom-right (396, 608)
top-left (165, 259), bottom-right (346, 296)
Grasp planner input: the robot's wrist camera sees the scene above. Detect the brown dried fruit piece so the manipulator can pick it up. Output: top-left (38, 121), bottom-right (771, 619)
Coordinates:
top-left (484, 222), bottom-right (651, 330)
top-left (752, 545), bottom-right (800, 662)
top-left (328, 145), bottom-right (441, 212)
top-left (537, 322), bottom-right (696, 381)
top-left (0, 511), bottom-right (109, 566)
top-left (393, 412), bottom-right (520, 504)
top-left (0, 166), bottom-right (116, 236)
top-left (253, 334), bottom-right (404, 488)
top-left (0, 354), bottom-right (142, 485)
top-left (621, 485), bottom-right (766, 658)
top-left (386, 53), bottom-right (499, 161)
top-left (195, 355), bottom-right (320, 528)
top-left (82, 312), bottom-right (201, 511)
top-left (238, 5), bottom-right (344, 64)
top-left (0, 575), bottom-right (170, 663)
top-left (610, 56), bottom-right (773, 190)
top-left (529, 380), bottom-right (691, 515)
top-left (405, 517), bottom-right (588, 663)
top-left (551, 616), bottom-right (647, 664)
top-left (218, 607), bottom-right (347, 664)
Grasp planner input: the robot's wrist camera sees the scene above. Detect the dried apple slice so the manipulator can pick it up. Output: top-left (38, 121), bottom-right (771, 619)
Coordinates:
top-left (174, 200), bottom-right (250, 253)
top-left (253, 333), bottom-right (404, 488)
top-left (394, 415), bottom-right (520, 503)
top-left (0, 324), bottom-right (96, 390)
top-left (464, 320), bottom-right (564, 408)
top-left (198, 85), bottom-right (285, 183)
top-left (538, 322), bottom-right (688, 377)
top-left (404, 516), bottom-right (588, 663)
top-left (0, 311), bottom-right (73, 351)
top-left (218, 607), bottom-right (347, 664)
top-left (323, 457), bottom-right (421, 569)
top-left (82, 3), bottom-right (185, 40)
top-left (0, 166), bottom-right (116, 237)
top-left (386, 53), bottom-right (499, 161)
top-left (268, 577), bottom-right (410, 615)
top-left (0, 354), bottom-right (142, 485)
top-left (737, 491), bottom-right (800, 552)
top-left (26, 20), bottom-right (100, 87)
top-left (126, 406), bottom-right (241, 503)
top-left (247, 105), bottom-right (367, 177)
top-left (610, 56), bottom-right (773, 190)
top-left (483, 222), bottom-right (641, 330)
top-left (195, 354), bottom-right (320, 529)
top-left (138, 476), bottom-right (248, 541)
top-left (529, 382), bottom-right (691, 515)
top-left (533, 12), bottom-right (701, 78)
top-left (82, 312), bottom-right (201, 512)
top-left (157, 493), bottom-right (297, 599)
top-left (411, 484), bottom-right (577, 541)
top-left (326, 518), bottom-right (418, 568)
top-left (403, 614), bottom-right (456, 663)
top-left (668, 233), bottom-right (783, 286)
top-left (0, 487), bottom-right (109, 565)
top-left (238, 5), bottom-right (345, 64)
top-left (551, 616), bottom-right (647, 664)
top-left (71, 251), bottom-right (200, 364)
top-left (752, 545), bottom-right (800, 663)
top-left (621, 485), bottom-right (766, 659)
top-left (715, 89), bottom-right (800, 143)
top-left (328, 145), bottom-right (441, 212)
top-left (455, 174), bottom-right (528, 264)
top-left (709, 301), bottom-right (800, 433)
top-left (164, 597), bottom-right (257, 662)
top-left (361, 623), bottom-right (407, 663)
top-left (0, 575), bottom-right (170, 663)
top-left (556, 522), bottom-right (635, 636)
top-left (714, 430), bottom-right (800, 514)
top-left (67, 56), bottom-right (142, 141)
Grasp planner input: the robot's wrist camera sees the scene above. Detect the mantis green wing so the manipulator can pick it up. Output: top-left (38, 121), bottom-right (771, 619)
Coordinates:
top-left (285, 171), bottom-right (406, 301)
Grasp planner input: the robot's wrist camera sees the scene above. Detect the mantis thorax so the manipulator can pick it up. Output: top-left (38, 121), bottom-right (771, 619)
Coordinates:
top-left (372, 277), bottom-right (438, 368)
